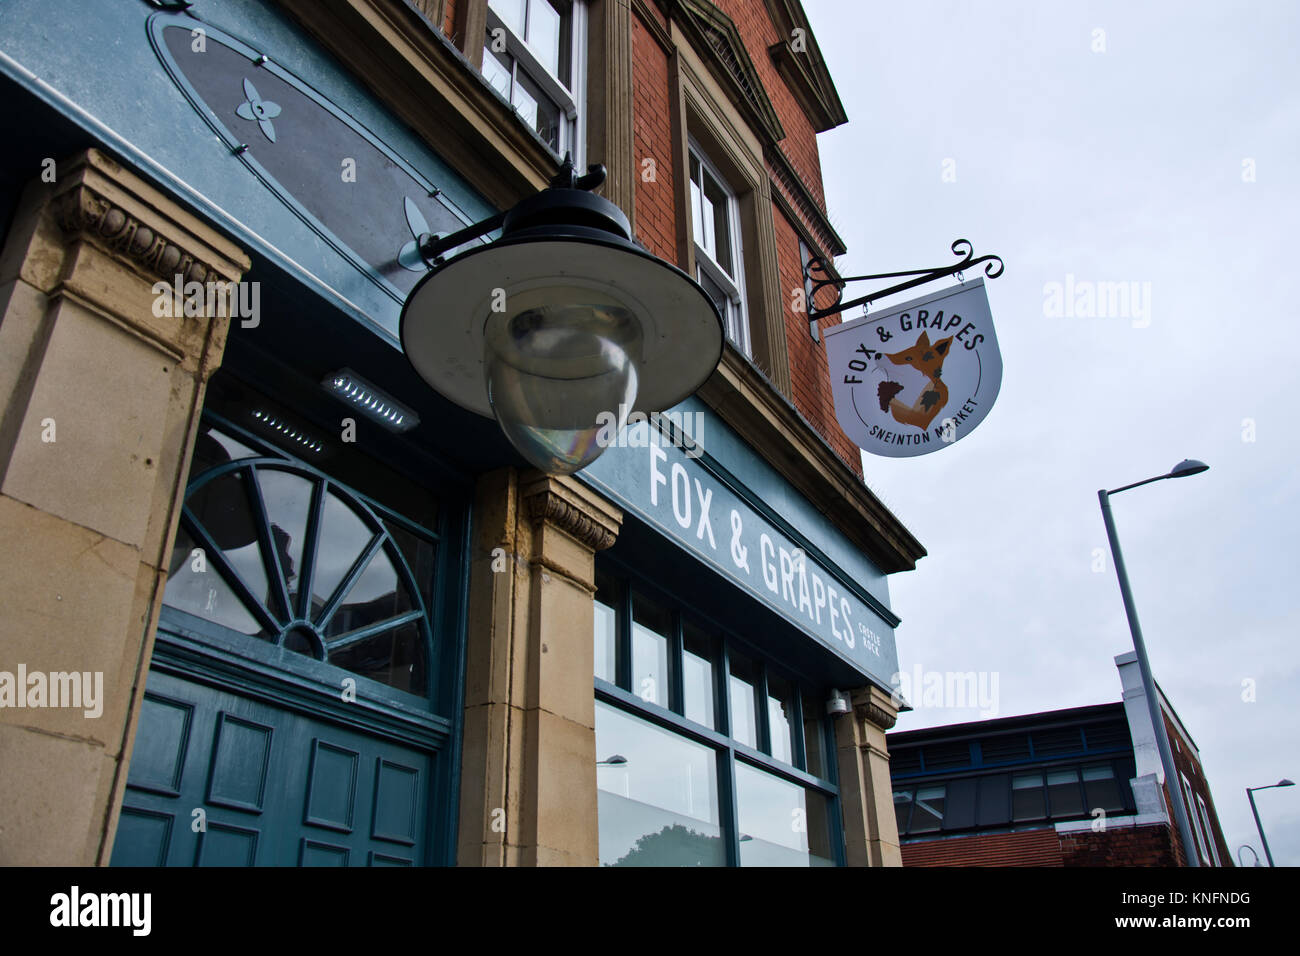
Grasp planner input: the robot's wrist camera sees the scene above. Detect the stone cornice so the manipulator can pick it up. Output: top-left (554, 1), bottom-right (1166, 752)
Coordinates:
top-left (698, 348), bottom-right (926, 574)
top-left (855, 686), bottom-right (900, 733)
top-left (51, 150), bottom-right (248, 285)
top-left (670, 0), bottom-right (786, 146)
top-left (521, 472), bottom-right (623, 553)
top-left (762, 0), bottom-right (847, 133)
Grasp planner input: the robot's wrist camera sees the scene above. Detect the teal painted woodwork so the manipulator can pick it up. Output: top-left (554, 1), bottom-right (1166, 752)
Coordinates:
top-left (111, 414), bottom-right (461, 866)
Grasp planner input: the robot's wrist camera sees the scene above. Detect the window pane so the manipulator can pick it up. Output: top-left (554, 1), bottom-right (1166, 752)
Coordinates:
top-left (893, 790), bottom-right (913, 834)
top-left (697, 266), bottom-right (731, 324)
top-left (702, 168), bottom-right (732, 275)
top-left (593, 569), bottom-right (618, 684)
top-left (689, 173), bottom-right (705, 248)
top-left (310, 490), bottom-right (376, 621)
top-left (1011, 772), bottom-right (1045, 821)
top-left (329, 621), bottom-right (427, 696)
top-left (631, 592), bottom-right (669, 707)
top-left (322, 545), bottom-right (415, 639)
top-left (1082, 764), bottom-right (1125, 812)
top-left (766, 673), bottom-right (795, 764)
top-left (164, 525), bottom-right (270, 638)
top-left (481, 43), bottom-right (513, 100)
top-left (512, 69), bottom-right (562, 150)
top-left (728, 651), bottom-right (760, 749)
top-left (735, 763), bottom-right (834, 866)
top-left (527, 0), bottom-right (563, 80)
top-left (681, 621), bottom-right (716, 729)
top-left (1047, 769), bottom-right (1083, 817)
top-left (803, 690), bottom-right (826, 779)
top-left (488, 0), bottom-right (526, 34)
top-left (911, 785), bottom-right (946, 833)
top-left (596, 702), bottom-right (723, 866)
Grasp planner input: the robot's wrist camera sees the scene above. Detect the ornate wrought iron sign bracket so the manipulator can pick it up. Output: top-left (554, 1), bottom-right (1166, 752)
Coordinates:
top-left (804, 239), bottom-right (1004, 323)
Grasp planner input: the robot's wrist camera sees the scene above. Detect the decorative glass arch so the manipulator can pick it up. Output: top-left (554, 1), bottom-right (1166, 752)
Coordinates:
top-left (162, 429), bottom-right (435, 699)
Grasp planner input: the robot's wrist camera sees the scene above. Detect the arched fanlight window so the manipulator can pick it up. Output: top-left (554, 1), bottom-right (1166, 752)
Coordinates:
top-left (162, 427), bottom-right (435, 698)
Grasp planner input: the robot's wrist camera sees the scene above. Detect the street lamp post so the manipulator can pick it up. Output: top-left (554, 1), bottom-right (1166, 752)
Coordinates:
top-left (1246, 779), bottom-right (1295, 867)
top-left (1098, 458), bottom-right (1209, 867)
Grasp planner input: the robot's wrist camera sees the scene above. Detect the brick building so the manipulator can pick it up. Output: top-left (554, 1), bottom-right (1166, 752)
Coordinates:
top-left (888, 652), bottom-right (1231, 866)
top-left (0, 0), bottom-right (926, 866)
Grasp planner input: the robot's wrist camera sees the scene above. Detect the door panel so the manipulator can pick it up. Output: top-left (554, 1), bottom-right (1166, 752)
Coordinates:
top-left (112, 669), bottom-right (433, 866)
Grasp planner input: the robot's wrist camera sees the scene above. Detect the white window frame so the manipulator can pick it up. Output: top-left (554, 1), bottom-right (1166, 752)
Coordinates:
top-left (1181, 774), bottom-right (1210, 864)
top-left (688, 139), bottom-right (750, 358)
top-left (483, 0), bottom-right (587, 163)
top-left (1195, 793), bottom-right (1221, 866)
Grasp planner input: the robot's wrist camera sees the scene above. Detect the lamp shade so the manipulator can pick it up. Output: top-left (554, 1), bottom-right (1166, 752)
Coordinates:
top-left (399, 187), bottom-right (723, 474)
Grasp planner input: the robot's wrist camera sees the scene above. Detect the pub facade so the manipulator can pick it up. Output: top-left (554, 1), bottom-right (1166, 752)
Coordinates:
top-left (0, 0), bottom-right (925, 866)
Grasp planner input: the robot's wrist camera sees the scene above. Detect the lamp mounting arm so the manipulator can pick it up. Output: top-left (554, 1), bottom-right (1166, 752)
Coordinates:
top-left (417, 154), bottom-right (608, 266)
top-left (804, 239), bottom-right (1004, 322)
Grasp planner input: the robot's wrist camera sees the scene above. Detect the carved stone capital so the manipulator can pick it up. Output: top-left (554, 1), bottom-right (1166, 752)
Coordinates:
top-left (48, 149), bottom-right (248, 286)
top-left (854, 684), bottom-right (900, 733)
top-left (520, 472), bottom-right (622, 553)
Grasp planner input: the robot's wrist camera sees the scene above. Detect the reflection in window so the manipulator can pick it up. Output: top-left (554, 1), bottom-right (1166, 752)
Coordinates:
top-left (681, 621), bottom-right (716, 730)
top-left (163, 525), bottom-right (270, 637)
top-left (766, 674), bottom-right (794, 764)
top-left (323, 545), bottom-right (416, 639)
top-left (803, 691), bottom-right (826, 778)
top-left (631, 593), bottom-right (670, 707)
top-left (728, 652), bottom-right (760, 749)
top-left (735, 762), bottom-right (834, 866)
top-left (593, 570), bottom-right (618, 684)
top-left (910, 785), bottom-right (946, 833)
top-left (329, 621), bottom-right (427, 696)
top-left (596, 702), bottom-right (723, 866)
top-left (893, 790), bottom-right (914, 834)
top-left (311, 490), bottom-right (376, 618)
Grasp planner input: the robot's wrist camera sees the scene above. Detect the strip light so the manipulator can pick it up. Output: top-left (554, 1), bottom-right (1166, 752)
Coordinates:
top-left (323, 368), bottom-right (420, 433)
top-left (250, 409), bottom-right (325, 454)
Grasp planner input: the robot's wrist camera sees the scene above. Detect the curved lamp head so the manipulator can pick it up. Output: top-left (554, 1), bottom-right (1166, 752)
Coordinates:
top-left (1168, 459), bottom-right (1209, 478)
top-left (1279, 779), bottom-right (1296, 787)
top-left (400, 172), bottom-right (723, 475)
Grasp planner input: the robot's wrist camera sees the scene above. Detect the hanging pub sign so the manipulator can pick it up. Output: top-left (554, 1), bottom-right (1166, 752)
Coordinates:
top-left (823, 278), bottom-right (1003, 458)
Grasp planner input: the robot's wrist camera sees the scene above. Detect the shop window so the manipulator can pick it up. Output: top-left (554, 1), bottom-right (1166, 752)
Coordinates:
top-left (631, 591), bottom-right (671, 707)
top-left (735, 762), bottom-right (834, 866)
top-left (688, 145), bottom-right (750, 356)
top-left (681, 621), bottom-right (717, 730)
top-left (482, 0), bottom-right (585, 158)
top-left (595, 701), bottom-right (724, 866)
top-left (593, 564), bottom-right (840, 865)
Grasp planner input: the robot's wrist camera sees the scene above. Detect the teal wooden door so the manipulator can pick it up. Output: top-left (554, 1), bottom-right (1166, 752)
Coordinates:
top-left (111, 416), bottom-right (463, 866)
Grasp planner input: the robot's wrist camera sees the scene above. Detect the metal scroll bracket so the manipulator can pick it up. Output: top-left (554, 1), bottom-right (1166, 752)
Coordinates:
top-left (803, 238), bottom-right (1005, 325)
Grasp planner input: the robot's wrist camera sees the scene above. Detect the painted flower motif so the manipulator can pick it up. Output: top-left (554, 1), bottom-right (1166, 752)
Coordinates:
top-left (235, 77), bottom-right (282, 143)
top-left (398, 196), bottom-right (430, 272)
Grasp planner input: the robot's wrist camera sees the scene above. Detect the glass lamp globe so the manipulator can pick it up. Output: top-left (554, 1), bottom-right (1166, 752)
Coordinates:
top-left (485, 295), bottom-right (643, 473)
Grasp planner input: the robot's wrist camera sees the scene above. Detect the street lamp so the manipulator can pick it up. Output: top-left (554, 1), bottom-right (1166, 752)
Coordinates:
top-left (400, 157), bottom-right (724, 475)
top-left (1246, 779), bottom-right (1294, 867)
top-left (1098, 458), bottom-right (1209, 867)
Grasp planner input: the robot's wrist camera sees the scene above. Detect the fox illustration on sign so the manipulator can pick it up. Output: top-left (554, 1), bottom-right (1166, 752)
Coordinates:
top-left (823, 279), bottom-right (1002, 458)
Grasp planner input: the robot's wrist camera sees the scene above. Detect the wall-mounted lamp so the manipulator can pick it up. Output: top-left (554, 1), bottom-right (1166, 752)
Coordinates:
top-left (399, 157), bottom-right (723, 475)
top-left (826, 689), bottom-right (852, 716)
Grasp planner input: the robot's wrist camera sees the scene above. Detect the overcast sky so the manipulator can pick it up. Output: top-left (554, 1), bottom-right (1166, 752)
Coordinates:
top-left (804, 0), bottom-right (1299, 866)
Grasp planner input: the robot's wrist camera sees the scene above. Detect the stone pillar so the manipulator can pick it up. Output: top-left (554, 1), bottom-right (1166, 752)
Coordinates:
top-left (835, 685), bottom-right (902, 866)
top-left (457, 468), bottom-right (622, 866)
top-left (0, 149), bottom-right (249, 864)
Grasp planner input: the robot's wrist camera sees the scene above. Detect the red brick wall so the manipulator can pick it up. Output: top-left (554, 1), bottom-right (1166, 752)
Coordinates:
top-left (1164, 713), bottom-right (1231, 865)
top-left (902, 828), bottom-right (1064, 867)
top-left (711, 0), bottom-right (825, 211)
top-left (631, 10), bottom-right (678, 263)
top-left (1059, 824), bottom-right (1180, 867)
top-left (773, 205), bottom-right (861, 470)
top-left (442, 0), bottom-right (456, 37)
